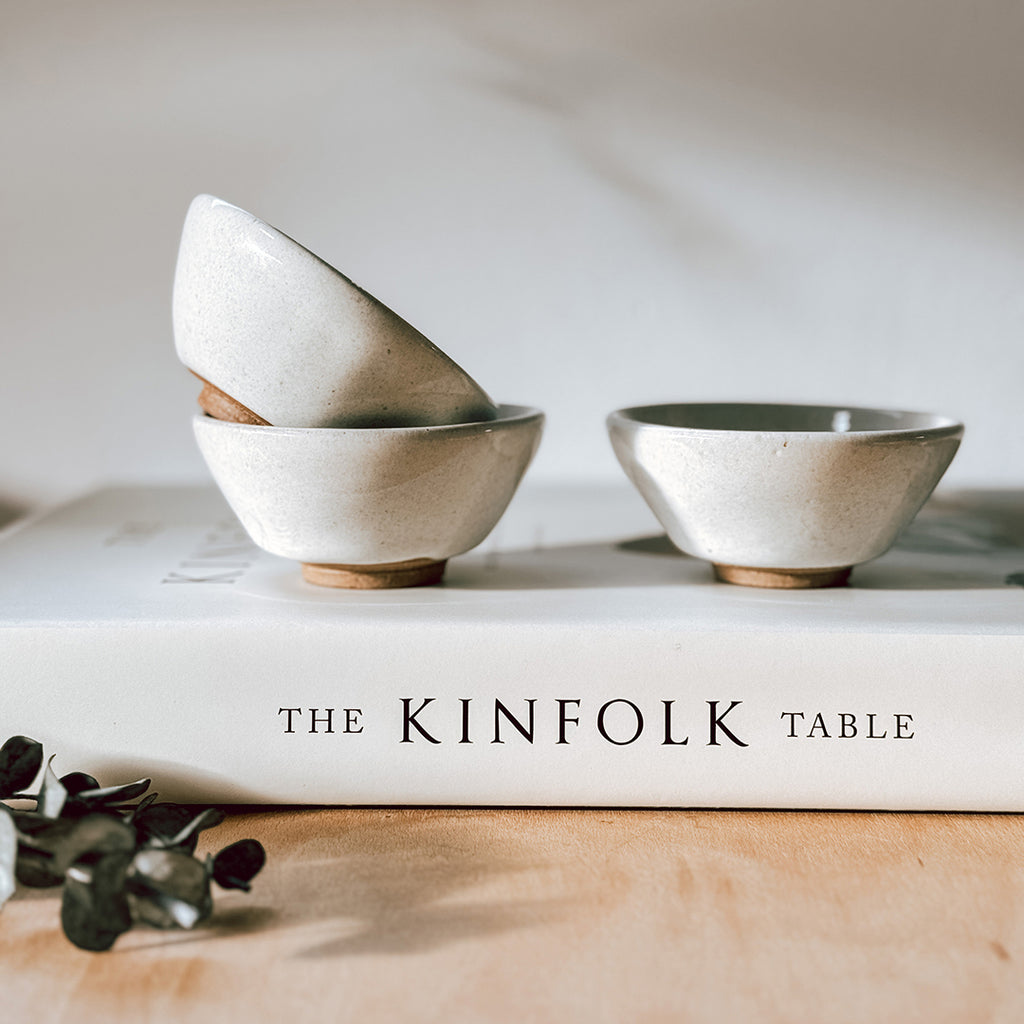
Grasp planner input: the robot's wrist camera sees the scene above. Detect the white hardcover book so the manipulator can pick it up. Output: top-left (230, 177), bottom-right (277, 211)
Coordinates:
top-left (1, 484), bottom-right (1022, 809)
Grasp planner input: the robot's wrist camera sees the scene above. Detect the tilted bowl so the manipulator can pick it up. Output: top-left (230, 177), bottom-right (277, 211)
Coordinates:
top-left (174, 194), bottom-right (497, 428)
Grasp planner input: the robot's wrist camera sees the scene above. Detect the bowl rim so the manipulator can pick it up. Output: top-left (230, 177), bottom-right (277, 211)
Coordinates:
top-left (193, 403), bottom-right (543, 438)
top-left (607, 402), bottom-right (963, 441)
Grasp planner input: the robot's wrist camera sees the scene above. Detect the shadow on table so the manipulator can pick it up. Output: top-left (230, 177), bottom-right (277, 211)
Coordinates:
top-left (565, 490), bottom-right (1024, 592)
top-left (294, 811), bottom-right (573, 959)
top-left (851, 488), bottom-right (1024, 591)
top-left (445, 536), bottom-right (698, 591)
top-left (444, 489), bottom-right (1024, 593)
top-left (299, 896), bottom-right (565, 959)
top-left (229, 809), bottom-right (574, 959)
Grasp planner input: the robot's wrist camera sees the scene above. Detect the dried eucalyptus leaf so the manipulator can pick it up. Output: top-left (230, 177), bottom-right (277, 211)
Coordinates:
top-left (15, 856), bottom-right (62, 889)
top-left (60, 772), bottom-right (99, 796)
top-left (10, 811), bottom-right (70, 843)
top-left (38, 757), bottom-right (67, 819)
top-left (11, 813), bottom-right (135, 887)
top-left (130, 792), bottom-right (159, 818)
top-left (129, 889), bottom-right (208, 930)
top-left (134, 805), bottom-right (225, 853)
top-left (211, 839), bottom-right (266, 892)
top-left (74, 778), bottom-right (151, 806)
top-left (51, 815), bottom-right (136, 877)
top-left (0, 808), bottom-right (17, 908)
top-left (165, 808), bottom-right (226, 850)
top-left (127, 848), bottom-right (212, 930)
top-left (57, 781), bottom-right (153, 821)
top-left (2, 734), bottom-right (267, 951)
top-left (133, 803), bottom-right (198, 849)
top-left (61, 851), bottom-right (133, 952)
top-left (0, 735), bottom-right (43, 800)
top-left (12, 816), bottom-right (76, 888)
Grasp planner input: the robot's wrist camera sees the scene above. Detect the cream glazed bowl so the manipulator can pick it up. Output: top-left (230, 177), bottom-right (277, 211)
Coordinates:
top-left (193, 405), bottom-right (544, 588)
top-left (173, 194), bottom-right (497, 428)
top-left (607, 403), bottom-right (963, 588)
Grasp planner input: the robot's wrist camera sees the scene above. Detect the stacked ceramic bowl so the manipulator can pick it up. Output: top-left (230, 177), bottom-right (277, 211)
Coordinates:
top-left (174, 195), bottom-right (543, 588)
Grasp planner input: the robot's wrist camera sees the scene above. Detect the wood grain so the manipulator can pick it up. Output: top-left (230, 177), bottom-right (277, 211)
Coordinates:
top-left (2, 808), bottom-right (1023, 1022)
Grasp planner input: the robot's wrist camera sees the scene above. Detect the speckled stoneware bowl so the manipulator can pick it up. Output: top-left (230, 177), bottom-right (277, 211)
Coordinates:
top-left (173, 194), bottom-right (497, 428)
top-left (607, 402), bottom-right (963, 588)
top-left (193, 405), bottom-right (544, 588)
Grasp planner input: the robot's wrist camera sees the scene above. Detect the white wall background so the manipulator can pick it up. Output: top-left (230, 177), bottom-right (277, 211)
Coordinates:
top-left (2, 0), bottom-right (1022, 514)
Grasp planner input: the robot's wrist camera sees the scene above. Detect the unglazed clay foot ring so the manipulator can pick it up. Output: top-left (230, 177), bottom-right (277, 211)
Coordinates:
top-left (712, 564), bottom-right (853, 589)
top-left (301, 558), bottom-right (448, 589)
top-left (193, 373), bottom-right (270, 426)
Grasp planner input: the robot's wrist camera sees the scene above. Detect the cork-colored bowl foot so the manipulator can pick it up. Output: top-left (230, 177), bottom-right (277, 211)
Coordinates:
top-left (193, 373), bottom-right (270, 426)
top-left (712, 563), bottom-right (853, 589)
top-left (302, 558), bottom-right (447, 589)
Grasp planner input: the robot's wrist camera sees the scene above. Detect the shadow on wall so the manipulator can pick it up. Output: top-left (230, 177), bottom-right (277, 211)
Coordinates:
top-left (445, 0), bottom-right (1024, 191)
top-left (0, 495), bottom-right (30, 532)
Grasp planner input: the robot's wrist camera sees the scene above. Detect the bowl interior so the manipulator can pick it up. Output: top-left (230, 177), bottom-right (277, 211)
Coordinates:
top-left (617, 403), bottom-right (959, 434)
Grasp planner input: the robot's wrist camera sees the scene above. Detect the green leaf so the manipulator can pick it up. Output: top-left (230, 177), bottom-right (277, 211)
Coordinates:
top-left (60, 772), bottom-right (99, 796)
top-left (0, 736), bottom-right (43, 800)
top-left (133, 803), bottom-right (199, 849)
top-left (129, 792), bottom-right (159, 818)
top-left (165, 808), bottom-right (226, 851)
top-left (59, 777), bottom-right (153, 820)
top-left (1, 734), bottom-right (267, 950)
top-left (13, 814), bottom-right (74, 887)
top-left (53, 815), bottom-right (136, 876)
top-left (38, 757), bottom-right (67, 819)
top-left (134, 805), bottom-right (226, 853)
top-left (61, 851), bottom-right (133, 952)
top-left (127, 849), bottom-right (213, 930)
top-left (12, 813), bottom-right (135, 888)
top-left (211, 839), bottom-right (266, 892)
top-left (74, 778), bottom-right (151, 806)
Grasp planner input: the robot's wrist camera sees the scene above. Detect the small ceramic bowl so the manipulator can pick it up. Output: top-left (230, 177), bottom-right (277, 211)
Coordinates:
top-left (173, 194), bottom-right (497, 428)
top-left (607, 402), bottom-right (963, 588)
top-left (193, 405), bottom-right (544, 588)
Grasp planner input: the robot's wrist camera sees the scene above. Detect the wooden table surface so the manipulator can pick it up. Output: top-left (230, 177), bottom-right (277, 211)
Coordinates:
top-left (2, 807), bottom-right (1023, 1022)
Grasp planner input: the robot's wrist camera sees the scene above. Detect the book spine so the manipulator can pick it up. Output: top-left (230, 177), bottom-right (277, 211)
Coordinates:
top-left (6, 623), bottom-right (1022, 810)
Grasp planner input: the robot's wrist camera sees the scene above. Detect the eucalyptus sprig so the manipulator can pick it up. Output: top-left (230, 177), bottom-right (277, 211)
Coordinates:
top-left (0, 735), bottom-right (265, 951)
